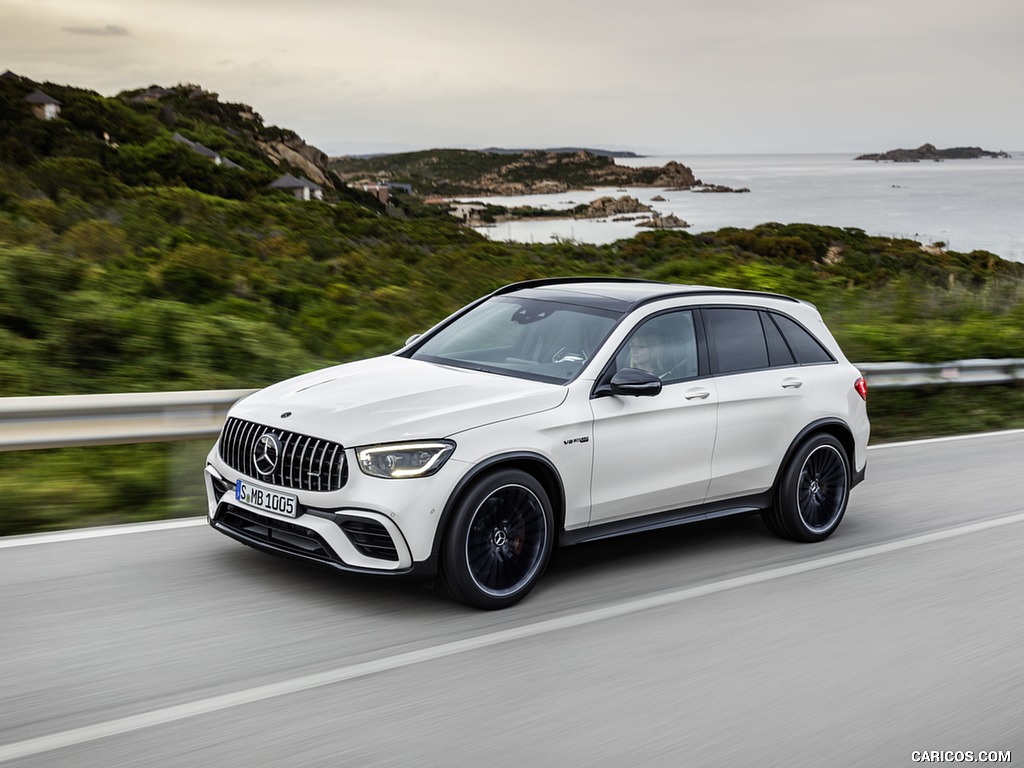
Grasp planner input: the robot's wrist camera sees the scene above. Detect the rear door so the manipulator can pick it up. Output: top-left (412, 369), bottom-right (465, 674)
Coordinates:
top-left (703, 306), bottom-right (821, 502)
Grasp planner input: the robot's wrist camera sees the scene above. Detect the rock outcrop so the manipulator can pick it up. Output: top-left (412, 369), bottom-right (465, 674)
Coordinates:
top-left (257, 138), bottom-right (332, 187)
top-left (578, 196), bottom-right (653, 218)
top-left (691, 184), bottom-right (750, 193)
top-left (636, 213), bottom-right (689, 229)
top-left (855, 143), bottom-right (1010, 162)
top-left (652, 161), bottom-right (699, 188)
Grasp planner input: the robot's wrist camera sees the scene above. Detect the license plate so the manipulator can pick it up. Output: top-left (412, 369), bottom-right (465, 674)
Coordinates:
top-left (235, 479), bottom-right (299, 518)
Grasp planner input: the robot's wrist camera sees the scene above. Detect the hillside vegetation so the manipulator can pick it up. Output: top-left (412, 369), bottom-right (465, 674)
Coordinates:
top-left (2, 73), bottom-right (1024, 533)
top-left (3, 72), bottom-right (1024, 394)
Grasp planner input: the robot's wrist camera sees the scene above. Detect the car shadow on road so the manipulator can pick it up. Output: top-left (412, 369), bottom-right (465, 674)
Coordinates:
top-left (209, 507), bottom-right (868, 615)
top-left (210, 543), bottom-right (455, 616)
top-left (539, 505), bottom-right (873, 603)
top-left (549, 513), bottom-right (769, 573)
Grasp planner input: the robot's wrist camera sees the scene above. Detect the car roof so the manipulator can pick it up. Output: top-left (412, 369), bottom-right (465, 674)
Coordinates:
top-left (498, 278), bottom-right (804, 313)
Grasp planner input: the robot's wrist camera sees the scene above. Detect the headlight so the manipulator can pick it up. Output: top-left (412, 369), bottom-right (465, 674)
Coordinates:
top-left (356, 441), bottom-right (455, 479)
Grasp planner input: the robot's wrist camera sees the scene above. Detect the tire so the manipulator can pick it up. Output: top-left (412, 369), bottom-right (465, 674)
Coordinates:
top-left (441, 469), bottom-right (554, 610)
top-left (765, 434), bottom-right (850, 542)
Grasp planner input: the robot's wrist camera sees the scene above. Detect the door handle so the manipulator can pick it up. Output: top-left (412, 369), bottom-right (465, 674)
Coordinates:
top-left (781, 378), bottom-right (803, 389)
top-left (684, 388), bottom-right (711, 400)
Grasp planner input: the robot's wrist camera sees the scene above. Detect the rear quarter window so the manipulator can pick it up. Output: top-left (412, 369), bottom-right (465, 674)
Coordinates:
top-left (761, 312), bottom-right (796, 367)
top-left (770, 313), bottom-right (835, 365)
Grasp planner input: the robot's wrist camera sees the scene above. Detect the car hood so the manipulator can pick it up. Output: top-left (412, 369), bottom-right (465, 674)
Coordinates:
top-left (229, 355), bottom-right (568, 446)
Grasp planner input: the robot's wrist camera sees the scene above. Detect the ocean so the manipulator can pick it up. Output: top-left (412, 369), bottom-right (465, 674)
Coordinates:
top-left (465, 152), bottom-right (1024, 263)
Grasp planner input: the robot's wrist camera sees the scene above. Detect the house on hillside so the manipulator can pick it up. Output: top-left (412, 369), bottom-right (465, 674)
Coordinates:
top-left (171, 133), bottom-right (242, 169)
top-left (360, 181), bottom-right (414, 205)
top-left (450, 202), bottom-right (488, 224)
top-left (25, 89), bottom-right (61, 120)
top-left (269, 173), bottom-right (324, 201)
top-left (361, 184), bottom-right (389, 204)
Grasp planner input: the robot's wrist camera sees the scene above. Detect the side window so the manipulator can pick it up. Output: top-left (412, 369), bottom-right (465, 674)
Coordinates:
top-left (706, 308), bottom-right (769, 374)
top-left (617, 310), bottom-right (699, 383)
top-left (770, 313), bottom-right (835, 365)
top-left (761, 312), bottom-right (796, 367)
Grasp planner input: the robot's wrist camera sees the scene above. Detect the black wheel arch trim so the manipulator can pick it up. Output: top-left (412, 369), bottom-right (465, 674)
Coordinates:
top-left (429, 451), bottom-right (566, 561)
top-left (774, 418), bottom-right (862, 491)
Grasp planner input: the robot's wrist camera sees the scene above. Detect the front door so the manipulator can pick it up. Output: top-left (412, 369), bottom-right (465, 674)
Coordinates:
top-left (589, 310), bottom-right (718, 525)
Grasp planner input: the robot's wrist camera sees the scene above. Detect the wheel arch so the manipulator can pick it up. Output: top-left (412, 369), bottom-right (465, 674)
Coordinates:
top-left (773, 418), bottom-right (856, 492)
top-left (430, 451), bottom-right (566, 562)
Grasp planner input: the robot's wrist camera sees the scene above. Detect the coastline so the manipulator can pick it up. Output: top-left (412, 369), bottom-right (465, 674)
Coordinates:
top-left (466, 153), bottom-right (1024, 262)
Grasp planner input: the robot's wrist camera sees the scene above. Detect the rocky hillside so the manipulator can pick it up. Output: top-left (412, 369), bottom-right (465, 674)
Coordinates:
top-left (0, 72), bottom-right (345, 197)
top-left (330, 148), bottom-right (702, 195)
top-left (117, 84), bottom-right (339, 186)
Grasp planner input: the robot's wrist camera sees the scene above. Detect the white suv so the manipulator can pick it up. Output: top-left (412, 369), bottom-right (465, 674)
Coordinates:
top-left (205, 279), bottom-right (869, 609)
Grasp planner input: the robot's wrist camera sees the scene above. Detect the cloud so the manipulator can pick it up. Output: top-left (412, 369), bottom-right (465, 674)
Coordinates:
top-left (61, 24), bottom-right (129, 36)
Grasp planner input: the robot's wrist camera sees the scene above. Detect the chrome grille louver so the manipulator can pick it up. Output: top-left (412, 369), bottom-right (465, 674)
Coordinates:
top-left (219, 417), bottom-right (348, 492)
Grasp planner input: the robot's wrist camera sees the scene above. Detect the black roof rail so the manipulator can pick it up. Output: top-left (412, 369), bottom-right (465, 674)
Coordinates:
top-left (631, 288), bottom-right (802, 307)
top-left (490, 276), bottom-right (662, 297)
top-left (492, 277), bottom-right (802, 306)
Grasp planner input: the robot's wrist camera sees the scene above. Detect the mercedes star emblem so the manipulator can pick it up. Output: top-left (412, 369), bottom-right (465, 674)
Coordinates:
top-left (253, 432), bottom-right (281, 475)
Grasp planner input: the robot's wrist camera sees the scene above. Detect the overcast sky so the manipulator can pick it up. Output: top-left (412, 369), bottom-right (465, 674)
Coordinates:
top-left (2, 0), bottom-right (1022, 156)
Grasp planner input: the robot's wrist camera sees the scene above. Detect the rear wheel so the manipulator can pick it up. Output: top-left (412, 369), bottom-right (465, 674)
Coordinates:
top-left (441, 469), bottom-right (553, 609)
top-left (765, 434), bottom-right (850, 542)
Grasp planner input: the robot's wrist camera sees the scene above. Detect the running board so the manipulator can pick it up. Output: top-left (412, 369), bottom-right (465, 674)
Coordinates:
top-left (560, 491), bottom-right (772, 547)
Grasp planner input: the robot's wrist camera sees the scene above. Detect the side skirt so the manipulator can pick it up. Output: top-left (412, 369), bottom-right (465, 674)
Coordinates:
top-left (559, 491), bottom-right (773, 547)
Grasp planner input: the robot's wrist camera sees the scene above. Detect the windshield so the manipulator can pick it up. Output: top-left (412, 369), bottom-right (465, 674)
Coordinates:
top-left (409, 297), bottom-right (621, 383)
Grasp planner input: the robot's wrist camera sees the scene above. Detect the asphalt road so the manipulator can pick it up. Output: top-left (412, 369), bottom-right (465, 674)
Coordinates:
top-left (1, 431), bottom-right (1022, 767)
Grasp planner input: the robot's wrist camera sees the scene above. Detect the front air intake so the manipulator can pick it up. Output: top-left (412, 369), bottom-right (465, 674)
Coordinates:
top-left (340, 519), bottom-right (400, 561)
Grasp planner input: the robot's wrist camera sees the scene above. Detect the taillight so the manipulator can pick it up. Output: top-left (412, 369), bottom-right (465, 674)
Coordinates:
top-left (854, 376), bottom-right (868, 401)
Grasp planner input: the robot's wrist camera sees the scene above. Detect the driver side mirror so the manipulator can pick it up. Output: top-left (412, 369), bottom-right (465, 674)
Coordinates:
top-left (599, 367), bottom-right (663, 397)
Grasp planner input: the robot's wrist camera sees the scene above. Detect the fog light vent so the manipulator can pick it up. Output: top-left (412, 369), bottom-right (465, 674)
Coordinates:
top-left (340, 520), bottom-right (399, 561)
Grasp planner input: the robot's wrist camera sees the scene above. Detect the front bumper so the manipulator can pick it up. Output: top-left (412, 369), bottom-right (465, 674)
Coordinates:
top-left (204, 456), bottom-right (454, 578)
top-left (209, 509), bottom-right (438, 578)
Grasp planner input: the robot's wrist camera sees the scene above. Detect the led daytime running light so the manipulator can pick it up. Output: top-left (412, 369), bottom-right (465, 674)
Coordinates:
top-left (356, 441), bottom-right (455, 479)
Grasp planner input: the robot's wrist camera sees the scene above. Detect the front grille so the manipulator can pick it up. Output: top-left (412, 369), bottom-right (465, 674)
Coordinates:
top-left (219, 417), bottom-right (348, 492)
top-left (220, 504), bottom-right (335, 562)
top-left (341, 520), bottom-right (399, 561)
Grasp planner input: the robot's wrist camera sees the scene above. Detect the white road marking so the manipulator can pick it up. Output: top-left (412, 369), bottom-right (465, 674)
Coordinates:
top-left (2, 509), bottom-right (1023, 763)
top-left (0, 518), bottom-right (207, 549)
top-left (867, 427), bottom-right (1024, 450)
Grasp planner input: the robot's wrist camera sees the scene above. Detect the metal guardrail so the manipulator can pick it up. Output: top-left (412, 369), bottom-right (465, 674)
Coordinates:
top-left (858, 358), bottom-right (1024, 389)
top-left (0, 389), bottom-right (254, 452)
top-left (0, 360), bottom-right (1022, 452)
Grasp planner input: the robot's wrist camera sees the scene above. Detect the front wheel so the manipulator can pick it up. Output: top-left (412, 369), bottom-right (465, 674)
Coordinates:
top-left (765, 434), bottom-right (850, 542)
top-left (441, 469), bottom-right (554, 609)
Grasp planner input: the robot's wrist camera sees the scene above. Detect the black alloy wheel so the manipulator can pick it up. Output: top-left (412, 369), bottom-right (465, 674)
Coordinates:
top-left (765, 434), bottom-right (850, 542)
top-left (442, 469), bottom-right (554, 609)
